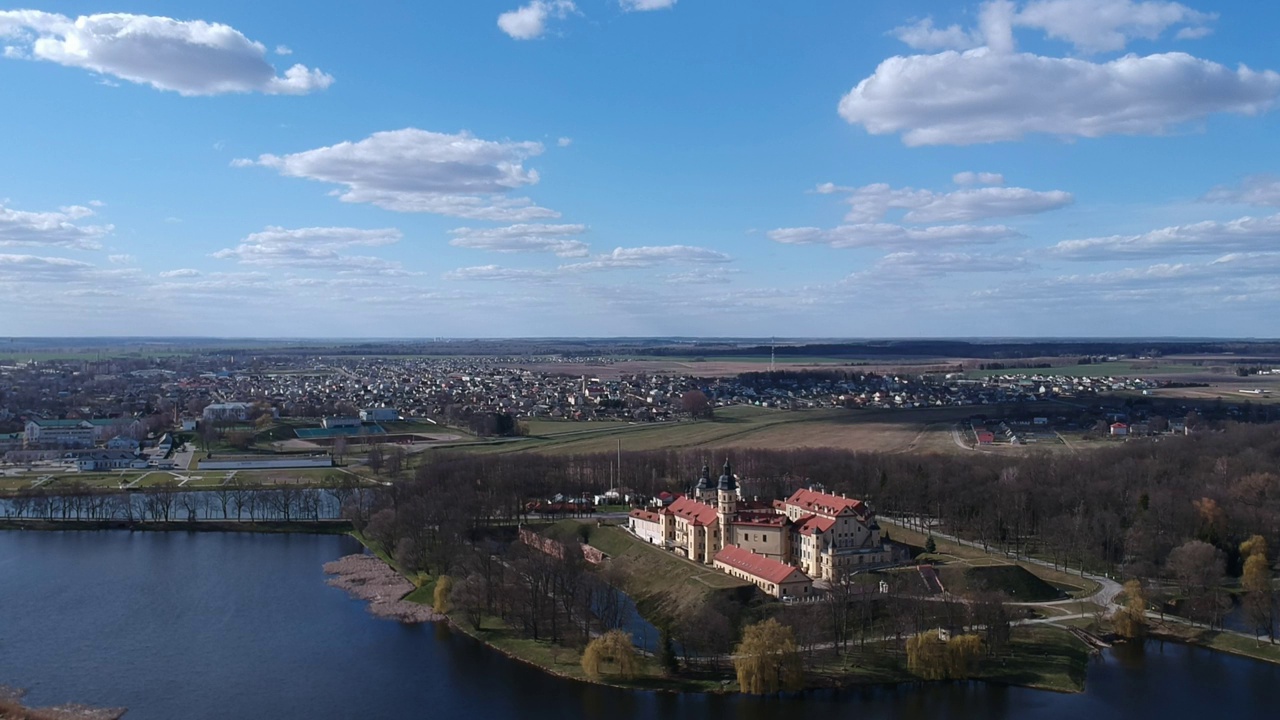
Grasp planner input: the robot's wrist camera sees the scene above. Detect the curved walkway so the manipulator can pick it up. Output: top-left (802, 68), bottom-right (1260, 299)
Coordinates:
top-left (879, 515), bottom-right (1123, 611)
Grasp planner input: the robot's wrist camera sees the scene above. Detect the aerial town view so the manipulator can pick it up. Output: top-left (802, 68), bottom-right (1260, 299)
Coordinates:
top-left (2, 1), bottom-right (1280, 719)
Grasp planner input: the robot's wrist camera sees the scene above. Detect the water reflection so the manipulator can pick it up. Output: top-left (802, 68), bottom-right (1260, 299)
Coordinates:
top-left (2, 530), bottom-right (1280, 720)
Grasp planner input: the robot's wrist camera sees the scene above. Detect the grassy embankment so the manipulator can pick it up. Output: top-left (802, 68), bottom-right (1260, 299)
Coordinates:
top-left (885, 523), bottom-right (1101, 599)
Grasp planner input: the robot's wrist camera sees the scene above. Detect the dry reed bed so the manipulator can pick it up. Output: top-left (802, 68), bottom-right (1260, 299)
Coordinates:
top-left (323, 554), bottom-right (444, 623)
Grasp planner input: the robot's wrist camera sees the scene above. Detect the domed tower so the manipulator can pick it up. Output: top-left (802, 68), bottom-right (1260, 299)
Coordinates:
top-left (693, 462), bottom-right (715, 503)
top-left (717, 459), bottom-right (737, 551)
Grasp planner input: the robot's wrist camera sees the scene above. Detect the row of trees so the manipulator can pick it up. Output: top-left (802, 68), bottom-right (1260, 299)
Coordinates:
top-left (1, 478), bottom-right (362, 524)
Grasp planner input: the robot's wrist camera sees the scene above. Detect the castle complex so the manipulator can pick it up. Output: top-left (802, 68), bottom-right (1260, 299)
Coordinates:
top-left (627, 461), bottom-right (892, 599)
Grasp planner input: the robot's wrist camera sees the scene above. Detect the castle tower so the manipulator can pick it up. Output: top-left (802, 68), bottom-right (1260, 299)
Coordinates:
top-left (693, 462), bottom-right (715, 503)
top-left (717, 459), bottom-right (737, 551)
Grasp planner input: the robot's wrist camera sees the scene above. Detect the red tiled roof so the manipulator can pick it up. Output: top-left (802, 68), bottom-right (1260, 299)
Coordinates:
top-left (732, 512), bottom-right (787, 528)
top-left (786, 488), bottom-right (865, 517)
top-left (715, 545), bottom-right (809, 585)
top-left (793, 513), bottom-right (835, 536)
top-left (629, 508), bottom-right (662, 524)
top-left (667, 497), bottom-right (718, 526)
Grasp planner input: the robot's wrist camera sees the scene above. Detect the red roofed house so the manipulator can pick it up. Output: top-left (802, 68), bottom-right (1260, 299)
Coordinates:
top-left (1110, 423), bottom-right (1129, 437)
top-left (624, 461), bottom-right (893, 585)
top-left (714, 545), bottom-right (814, 599)
top-left (627, 508), bottom-right (666, 545)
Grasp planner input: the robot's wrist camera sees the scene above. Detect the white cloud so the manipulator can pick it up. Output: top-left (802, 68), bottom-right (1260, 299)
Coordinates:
top-left (976, 252), bottom-right (1280, 309)
top-left (275, 45), bottom-right (292, 55)
top-left (979, 0), bottom-right (1018, 54)
top-left (768, 223), bottom-right (1022, 249)
top-left (891, 17), bottom-right (980, 51)
top-left (851, 251), bottom-right (1035, 282)
top-left (0, 201), bottom-right (111, 250)
top-left (1175, 25), bottom-right (1213, 40)
top-left (1016, 0), bottom-right (1214, 54)
top-left (0, 253), bottom-right (95, 281)
top-left (557, 137), bottom-right (573, 147)
top-left (449, 224), bottom-right (590, 257)
top-left (620, 0), bottom-right (677, 11)
top-left (1050, 213), bottom-right (1280, 259)
top-left (953, 172), bottom-right (1005, 186)
top-left (830, 181), bottom-right (1071, 223)
top-left (0, 11), bottom-right (332, 95)
top-left (444, 265), bottom-right (554, 282)
top-left (892, 1), bottom-right (1215, 56)
top-left (212, 226), bottom-right (413, 276)
top-left (560, 245), bottom-right (731, 272)
top-left (159, 268), bottom-right (201, 278)
top-left (1203, 176), bottom-right (1280, 206)
top-left (839, 49), bottom-right (1280, 146)
top-left (498, 1), bottom-right (576, 40)
top-left (237, 129), bottom-right (557, 221)
top-left (107, 254), bottom-right (133, 264)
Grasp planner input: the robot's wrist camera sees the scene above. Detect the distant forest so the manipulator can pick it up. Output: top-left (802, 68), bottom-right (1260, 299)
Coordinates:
top-left (6, 337), bottom-right (1280, 361)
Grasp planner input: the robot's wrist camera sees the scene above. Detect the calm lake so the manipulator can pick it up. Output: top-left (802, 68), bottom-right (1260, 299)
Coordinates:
top-left (1, 531), bottom-right (1278, 720)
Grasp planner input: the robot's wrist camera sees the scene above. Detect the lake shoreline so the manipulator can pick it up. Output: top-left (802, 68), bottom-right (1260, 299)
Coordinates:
top-left (1, 685), bottom-right (126, 720)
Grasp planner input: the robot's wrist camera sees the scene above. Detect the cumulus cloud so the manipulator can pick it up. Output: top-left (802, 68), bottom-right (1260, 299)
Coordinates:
top-left (0, 11), bottom-right (332, 95)
top-left (840, 49), bottom-right (1280, 146)
top-left (1050, 213), bottom-right (1280, 259)
top-left (768, 224), bottom-right (1021, 249)
top-left (159, 268), bottom-right (201, 278)
top-left (0, 201), bottom-right (111, 250)
top-left (236, 129), bottom-right (557, 221)
top-left (449, 224), bottom-right (590, 257)
top-left (620, 0), bottom-right (678, 11)
top-left (498, 1), bottom-right (576, 40)
top-left (892, 1), bottom-right (1215, 55)
top-left (891, 17), bottom-right (980, 51)
top-left (212, 226), bottom-right (413, 276)
top-left (1015, 0), bottom-right (1214, 54)
top-left (829, 181), bottom-right (1071, 223)
top-left (560, 245), bottom-right (731, 272)
top-left (1203, 176), bottom-right (1280, 206)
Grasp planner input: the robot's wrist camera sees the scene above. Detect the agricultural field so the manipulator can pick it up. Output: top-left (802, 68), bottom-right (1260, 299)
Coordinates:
top-left (457, 405), bottom-right (979, 456)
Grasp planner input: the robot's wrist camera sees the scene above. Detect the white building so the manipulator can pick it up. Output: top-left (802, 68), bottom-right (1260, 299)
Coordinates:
top-left (322, 417), bottom-right (362, 429)
top-left (627, 508), bottom-right (665, 545)
top-left (203, 403), bottom-right (252, 422)
top-left (360, 408), bottom-right (399, 422)
top-left (25, 419), bottom-right (95, 448)
top-left (77, 451), bottom-right (146, 471)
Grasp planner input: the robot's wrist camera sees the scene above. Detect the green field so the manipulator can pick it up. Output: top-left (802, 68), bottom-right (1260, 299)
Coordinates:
top-left (452, 405), bottom-right (974, 457)
top-left (964, 360), bottom-right (1246, 378)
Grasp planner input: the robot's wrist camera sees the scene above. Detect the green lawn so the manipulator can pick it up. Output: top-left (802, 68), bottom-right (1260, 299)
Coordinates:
top-left (975, 626), bottom-right (1090, 692)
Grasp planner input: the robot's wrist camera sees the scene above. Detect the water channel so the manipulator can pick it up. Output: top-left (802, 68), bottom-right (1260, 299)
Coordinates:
top-left (1, 530), bottom-right (1277, 719)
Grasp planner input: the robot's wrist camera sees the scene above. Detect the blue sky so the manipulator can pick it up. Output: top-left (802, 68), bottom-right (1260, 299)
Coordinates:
top-left (2, 0), bottom-right (1279, 338)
